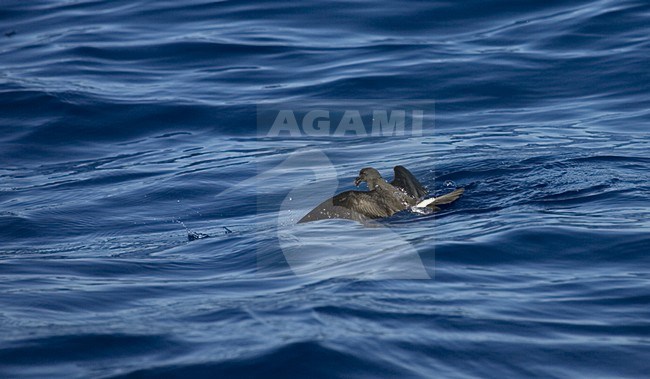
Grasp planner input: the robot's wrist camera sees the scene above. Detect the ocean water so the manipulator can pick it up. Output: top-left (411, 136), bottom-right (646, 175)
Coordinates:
top-left (1, 0), bottom-right (650, 377)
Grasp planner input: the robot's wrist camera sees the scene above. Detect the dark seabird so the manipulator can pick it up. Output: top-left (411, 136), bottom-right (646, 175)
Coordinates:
top-left (298, 166), bottom-right (464, 223)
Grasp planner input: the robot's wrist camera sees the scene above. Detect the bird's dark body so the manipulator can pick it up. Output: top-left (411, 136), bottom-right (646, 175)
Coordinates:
top-left (298, 166), bottom-right (464, 223)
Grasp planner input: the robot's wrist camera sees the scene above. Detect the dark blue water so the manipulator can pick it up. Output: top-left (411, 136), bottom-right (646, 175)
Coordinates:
top-left (2, 0), bottom-right (650, 377)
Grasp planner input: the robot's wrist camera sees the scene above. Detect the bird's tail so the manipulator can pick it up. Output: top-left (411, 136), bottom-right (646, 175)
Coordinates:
top-left (416, 188), bottom-right (464, 208)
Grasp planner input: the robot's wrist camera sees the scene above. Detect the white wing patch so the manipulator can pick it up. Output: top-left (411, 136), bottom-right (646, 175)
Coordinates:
top-left (415, 197), bottom-right (436, 207)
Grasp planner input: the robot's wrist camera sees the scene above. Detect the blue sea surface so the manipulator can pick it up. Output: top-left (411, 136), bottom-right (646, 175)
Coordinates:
top-left (1, 0), bottom-right (650, 377)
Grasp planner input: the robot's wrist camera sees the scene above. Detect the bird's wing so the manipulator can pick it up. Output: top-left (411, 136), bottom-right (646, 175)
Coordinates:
top-left (391, 165), bottom-right (428, 199)
top-left (298, 190), bottom-right (392, 223)
top-left (428, 188), bottom-right (464, 206)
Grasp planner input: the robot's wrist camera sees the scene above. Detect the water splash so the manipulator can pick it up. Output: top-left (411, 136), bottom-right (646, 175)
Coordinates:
top-left (444, 180), bottom-right (457, 188)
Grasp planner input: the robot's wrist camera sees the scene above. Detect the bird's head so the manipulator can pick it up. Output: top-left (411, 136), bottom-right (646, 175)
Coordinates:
top-left (354, 167), bottom-right (382, 188)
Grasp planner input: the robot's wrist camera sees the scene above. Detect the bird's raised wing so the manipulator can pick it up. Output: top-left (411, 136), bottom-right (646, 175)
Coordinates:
top-left (298, 190), bottom-right (393, 223)
top-left (391, 165), bottom-right (428, 199)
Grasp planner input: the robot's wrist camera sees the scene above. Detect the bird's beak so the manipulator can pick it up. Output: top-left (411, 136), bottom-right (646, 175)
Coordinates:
top-left (354, 177), bottom-right (362, 187)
